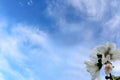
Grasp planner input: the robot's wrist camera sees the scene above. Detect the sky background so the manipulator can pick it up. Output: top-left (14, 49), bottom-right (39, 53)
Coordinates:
top-left (0, 0), bottom-right (120, 80)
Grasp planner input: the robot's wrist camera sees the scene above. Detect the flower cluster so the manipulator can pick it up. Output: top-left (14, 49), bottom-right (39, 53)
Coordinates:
top-left (85, 42), bottom-right (120, 80)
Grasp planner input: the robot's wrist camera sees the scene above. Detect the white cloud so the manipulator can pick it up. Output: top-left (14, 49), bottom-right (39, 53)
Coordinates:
top-left (2, 0), bottom-right (120, 79)
top-left (0, 19), bottom-right (51, 80)
top-left (46, 0), bottom-right (120, 45)
top-left (46, 0), bottom-right (109, 46)
top-left (47, 0), bottom-right (107, 22)
top-left (0, 73), bottom-right (5, 80)
top-left (0, 54), bottom-right (27, 80)
top-left (68, 0), bottom-right (107, 20)
top-left (47, 1), bottom-right (96, 46)
top-left (105, 15), bottom-right (120, 30)
top-left (56, 46), bottom-right (92, 80)
top-left (12, 23), bottom-right (49, 48)
top-left (0, 20), bottom-right (88, 80)
top-left (111, 0), bottom-right (118, 7)
top-left (45, 0), bottom-right (120, 79)
top-left (101, 14), bottom-right (120, 45)
top-left (27, 0), bottom-right (33, 6)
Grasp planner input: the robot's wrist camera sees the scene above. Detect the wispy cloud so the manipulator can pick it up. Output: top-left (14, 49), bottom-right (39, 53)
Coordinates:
top-left (68, 0), bottom-right (107, 20)
top-left (1, 0), bottom-right (120, 80)
top-left (46, 0), bottom-right (120, 79)
top-left (0, 73), bottom-right (5, 80)
top-left (46, 0), bottom-right (120, 45)
top-left (0, 19), bottom-right (51, 80)
top-left (102, 14), bottom-right (120, 44)
top-left (27, 0), bottom-right (33, 6)
top-left (0, 18), bottom-right (90, 80)
top-left (105, 15), bottom-right (120, 30)
top-left (46, 0), bottom-right (99, 46)
top-left (47, 0), bottom-right (107, 21)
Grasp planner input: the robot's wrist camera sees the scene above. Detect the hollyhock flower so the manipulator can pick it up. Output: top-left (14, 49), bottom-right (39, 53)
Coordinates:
top-left (96, 42), bottom-right (120, 62)
top-left (85, 61), bottom-right (101, 80)
top-left (85, 42), bottom-right (120, 80)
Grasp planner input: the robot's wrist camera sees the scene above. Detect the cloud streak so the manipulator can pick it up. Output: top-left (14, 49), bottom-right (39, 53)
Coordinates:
top-left (0, 18), bottom-right (90, 80)
top-left (0, 19), bottom-right (51, 80)
top-left (1, 0), bottom-right (120, 80)
top-left (46, 0), bottom-right (120, 79)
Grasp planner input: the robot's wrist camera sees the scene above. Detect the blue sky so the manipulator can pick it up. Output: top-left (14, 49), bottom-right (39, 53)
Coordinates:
top-left (0, 0), bottom-right (120, 80)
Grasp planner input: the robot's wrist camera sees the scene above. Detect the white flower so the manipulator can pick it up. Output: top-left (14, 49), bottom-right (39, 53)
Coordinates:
top-left (85, 42), bottom-right (120, 80)
top-left (85, 61), bottom-right (100, 80)
top-left (96, 42), bottom-right (120, 62)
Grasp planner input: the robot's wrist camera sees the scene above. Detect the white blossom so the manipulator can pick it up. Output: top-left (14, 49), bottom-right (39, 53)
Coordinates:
top-left (85, 61), bottom-right (100, 80)
top-left (96, 42), bottom-right (120, 62)
top-left (85, 42), bottom-right (120, 80)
